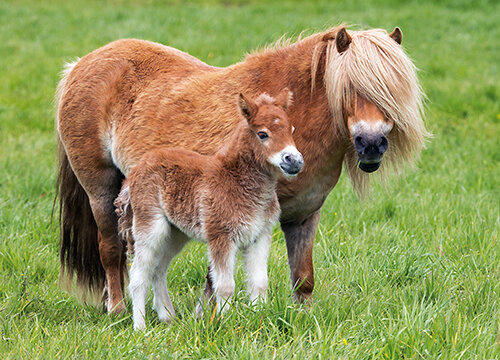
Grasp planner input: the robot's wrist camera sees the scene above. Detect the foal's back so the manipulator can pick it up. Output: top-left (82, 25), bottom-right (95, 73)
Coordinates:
top-left (126, 147), bottom-right (210, 239)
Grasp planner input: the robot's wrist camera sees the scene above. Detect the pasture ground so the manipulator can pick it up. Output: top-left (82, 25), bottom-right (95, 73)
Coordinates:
top-left (0, 0), bottom-right (499, 358)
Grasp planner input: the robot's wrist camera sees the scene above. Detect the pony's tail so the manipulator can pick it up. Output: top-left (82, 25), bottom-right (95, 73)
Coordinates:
top-left (56, 139), bottom-right (107, 304)
top-left (55, 61), bottom-right (106, 304)
top-left (56, 140), bottom-right (107, 304)
top-left (114, 182), bottom-right (134, 257)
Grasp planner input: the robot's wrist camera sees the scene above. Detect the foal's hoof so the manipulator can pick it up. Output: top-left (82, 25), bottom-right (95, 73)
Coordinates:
top-left (194, 302), bottom-right (204, 319)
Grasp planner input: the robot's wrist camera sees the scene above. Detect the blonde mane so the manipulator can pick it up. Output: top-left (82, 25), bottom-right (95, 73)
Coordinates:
top-left (314, 27), bottom-right (429, 195)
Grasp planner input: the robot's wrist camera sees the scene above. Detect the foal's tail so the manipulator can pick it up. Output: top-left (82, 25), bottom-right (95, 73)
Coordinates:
top-left (114, 182), bottom-right (135, 257)
top-left (55, 61), bottom-right (106, 304)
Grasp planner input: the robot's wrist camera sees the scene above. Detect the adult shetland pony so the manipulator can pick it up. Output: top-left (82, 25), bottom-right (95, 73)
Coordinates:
top-left (56, 26), bottom-right (428, 314)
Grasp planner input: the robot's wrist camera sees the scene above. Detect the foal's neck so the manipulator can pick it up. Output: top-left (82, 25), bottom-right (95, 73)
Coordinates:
top-left (216, 124), bottom-right (273, 183)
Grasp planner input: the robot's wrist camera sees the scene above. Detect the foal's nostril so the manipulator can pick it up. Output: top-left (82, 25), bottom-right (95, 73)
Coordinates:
top-left (280, 151), bottom-right (303, 175)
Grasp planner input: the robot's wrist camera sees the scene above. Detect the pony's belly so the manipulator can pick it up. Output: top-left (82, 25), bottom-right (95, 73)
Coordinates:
top-left (279, 179), bottom-right (337, 224)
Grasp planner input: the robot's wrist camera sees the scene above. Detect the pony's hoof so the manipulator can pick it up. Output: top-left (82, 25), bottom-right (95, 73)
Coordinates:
top-left (293, 291), bottom-right (313, 305)
top-left (107, 300), bottom-right (126, 316)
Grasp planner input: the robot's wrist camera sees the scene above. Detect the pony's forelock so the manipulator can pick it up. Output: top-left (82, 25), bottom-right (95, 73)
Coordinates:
top-left (318, 28), bottom-right (430, 196)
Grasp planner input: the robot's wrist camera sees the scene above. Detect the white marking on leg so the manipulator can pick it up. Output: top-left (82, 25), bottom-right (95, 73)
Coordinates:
top-left (129, 213), bottom-right (170, 330)
top-left (208, 243), bottom-right (238, 312)
top-left (151, 230), bottom-right (187, 323)
top-left (243, 232), bottom-right (271, 304)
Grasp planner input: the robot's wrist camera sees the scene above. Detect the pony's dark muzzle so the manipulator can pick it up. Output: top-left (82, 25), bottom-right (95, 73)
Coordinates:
top-left (355, 134), bottom-right (388, 173)
top-left (280, 152), bottom-right (304, 176)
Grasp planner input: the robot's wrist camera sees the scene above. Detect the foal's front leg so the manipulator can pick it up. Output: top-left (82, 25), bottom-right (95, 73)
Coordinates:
top-left (207, 237), bottom-right (238, 313)
top-left (242, 232), bottom-right (271, 304)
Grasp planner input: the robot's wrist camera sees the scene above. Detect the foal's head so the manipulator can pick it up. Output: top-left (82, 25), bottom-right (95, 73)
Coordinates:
top-left (238, 89), bottom-right (303, 177)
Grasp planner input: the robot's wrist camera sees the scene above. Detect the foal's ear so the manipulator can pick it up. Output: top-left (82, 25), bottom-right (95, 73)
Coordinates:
top-left (389, 27), bottom-right (402, 45)
top-left (275, 88), bottom-right (293, 111)
top-left (336, 27), bottom-right (352, 54)
top-left (238, 93), bottom-right (258, 122)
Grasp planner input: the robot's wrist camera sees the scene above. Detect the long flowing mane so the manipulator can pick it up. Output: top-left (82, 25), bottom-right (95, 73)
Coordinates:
top-left (312, 27), bottom-right (429, 195)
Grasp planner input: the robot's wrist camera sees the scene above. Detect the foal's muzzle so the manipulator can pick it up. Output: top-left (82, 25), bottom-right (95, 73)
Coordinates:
top-left (355, 133), bottom-right (388, 173)
top-left (279, 149), bottom-right (304, 176)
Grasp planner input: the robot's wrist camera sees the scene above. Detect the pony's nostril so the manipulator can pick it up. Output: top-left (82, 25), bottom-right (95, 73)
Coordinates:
top-left (354, 136), bottom-right (365, 152)
top-left (379, 136), bottom-right (388, 153)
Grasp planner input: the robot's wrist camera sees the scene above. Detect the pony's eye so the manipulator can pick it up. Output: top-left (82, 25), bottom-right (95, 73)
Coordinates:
top-left (257, 131), bottom-right (269, 140)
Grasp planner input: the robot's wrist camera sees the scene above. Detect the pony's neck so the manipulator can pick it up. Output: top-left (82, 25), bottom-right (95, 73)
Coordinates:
top-left (242, 33), bottom-right (326, 95)
top-left (238, 33), bottom-right (348, 153)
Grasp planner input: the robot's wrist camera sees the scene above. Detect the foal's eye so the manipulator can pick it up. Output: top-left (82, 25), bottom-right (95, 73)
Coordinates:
top-left (257, 131), bottom-right (269, 140)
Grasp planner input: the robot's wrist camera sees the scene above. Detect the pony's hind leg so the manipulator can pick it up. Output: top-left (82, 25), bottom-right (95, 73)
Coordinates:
top-left (208, 238), bottom-right (238, 313)
top-left (85, 167), bottom-right (127, 314)
top-left (129, 213), bottom-right (170, 330)
top-left (59, 128), bottom-right (127, 314)
top-left (242, 232), bottom-right (272, 304)
top-left (151, 227), bottom-right (188, 324)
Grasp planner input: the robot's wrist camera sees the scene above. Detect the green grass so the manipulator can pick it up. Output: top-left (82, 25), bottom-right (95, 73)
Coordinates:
top-left (1, 0), bottom-right (499, 358)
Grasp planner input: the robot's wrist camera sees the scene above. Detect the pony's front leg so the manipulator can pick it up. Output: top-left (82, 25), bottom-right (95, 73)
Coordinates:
top-left (242, 232), bottom-right (271, 304)
top-left (281, 209), bottom-right (322, 303)
top-left (208, 238), bottom-right (238, 313)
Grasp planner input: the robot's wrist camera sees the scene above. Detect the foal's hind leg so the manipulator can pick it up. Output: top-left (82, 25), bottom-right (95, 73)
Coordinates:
top-left (129, 213), bottom-right (170, 330)
top-left (151, 227), bottom-right (188, 324)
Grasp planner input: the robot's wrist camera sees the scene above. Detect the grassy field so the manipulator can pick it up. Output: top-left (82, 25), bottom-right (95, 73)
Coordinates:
top-left (0, 0), bottom-right (499, 358)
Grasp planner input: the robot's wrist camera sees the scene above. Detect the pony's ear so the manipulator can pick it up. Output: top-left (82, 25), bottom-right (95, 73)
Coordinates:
top-left (389, 27), bottom-right (402, 45)
top-left (238, 93), bottom-right (258, 122)
top-left (322, 31), bottom-right (335, 42)
top-left (275, 88), bottom-right (293, 111)
top-left (336, 27), bottom-right (352, 54)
